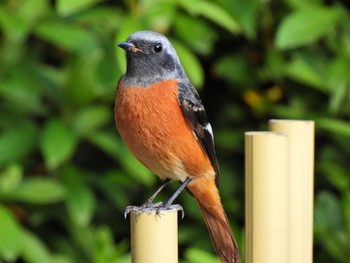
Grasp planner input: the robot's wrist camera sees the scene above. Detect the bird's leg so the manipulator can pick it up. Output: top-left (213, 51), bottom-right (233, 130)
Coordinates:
top-left (124, 178), bottom-right (171, 218)
top-left (157, 177), bottom-right (192, 218)
top-left (143, 178), bottom-right (171, 206)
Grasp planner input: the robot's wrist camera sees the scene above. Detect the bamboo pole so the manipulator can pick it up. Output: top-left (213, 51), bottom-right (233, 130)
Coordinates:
top-left (245, 132), bottom-right (289, 263)
top-left (269, 120), bottom-right (314, 263)
top-left (130, 209), bottom-right (178, 263)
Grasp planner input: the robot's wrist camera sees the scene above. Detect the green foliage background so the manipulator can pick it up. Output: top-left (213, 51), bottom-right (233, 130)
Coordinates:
top-left (0, 0), bottom-right (350, 262)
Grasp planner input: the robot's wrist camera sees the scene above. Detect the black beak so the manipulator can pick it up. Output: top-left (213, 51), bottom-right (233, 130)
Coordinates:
top-left (117, 42), bottom-right (143, 53)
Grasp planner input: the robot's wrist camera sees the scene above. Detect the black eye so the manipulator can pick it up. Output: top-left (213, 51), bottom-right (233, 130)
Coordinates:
top-left (153, 43), bottom-right (163, 53)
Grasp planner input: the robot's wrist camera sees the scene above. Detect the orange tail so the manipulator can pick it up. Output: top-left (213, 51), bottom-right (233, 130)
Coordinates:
top-left (187, 177), bottom-right (240, 263)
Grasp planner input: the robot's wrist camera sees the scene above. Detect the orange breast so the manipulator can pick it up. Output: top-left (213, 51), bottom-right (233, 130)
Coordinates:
top-left (115, 79), bottom-right (214, 181)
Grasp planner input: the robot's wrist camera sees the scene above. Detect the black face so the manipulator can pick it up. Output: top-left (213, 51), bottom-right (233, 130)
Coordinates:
top-left (125, 39), bottom-right (176, 75)
top-left (121, 40), bottom-right (164, 55)
top-left (118, 31), bottom-right (187, 86)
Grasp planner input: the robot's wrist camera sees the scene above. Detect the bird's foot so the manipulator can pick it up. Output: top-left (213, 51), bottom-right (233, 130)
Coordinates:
top-left (124, 202), bottom-right (184, 219)
top-left (124, 201), bottom-right (163, 218)
top-left (157, 203), bottom-right (184, 219)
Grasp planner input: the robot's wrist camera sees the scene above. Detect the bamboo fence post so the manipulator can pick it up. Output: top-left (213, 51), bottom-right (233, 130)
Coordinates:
top-left (245, 132), bottom-right (289, 263)
top-left (269, 120), bottom-right (315, 263)
top-left (130, 209), bottom-right (178, 263)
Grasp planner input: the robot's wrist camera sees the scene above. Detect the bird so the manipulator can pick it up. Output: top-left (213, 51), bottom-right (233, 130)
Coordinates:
top-left (114, 30), bottom-right (240, 263)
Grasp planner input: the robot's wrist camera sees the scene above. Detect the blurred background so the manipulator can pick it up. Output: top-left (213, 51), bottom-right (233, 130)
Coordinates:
top-left (0, 0), bottom-right (350, 262)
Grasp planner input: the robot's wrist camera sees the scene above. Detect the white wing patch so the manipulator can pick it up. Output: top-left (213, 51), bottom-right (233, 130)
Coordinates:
top-left (204, 123), bottom-right (213, 138)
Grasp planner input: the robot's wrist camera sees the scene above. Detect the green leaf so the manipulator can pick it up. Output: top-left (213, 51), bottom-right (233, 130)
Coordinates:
top-left (314, 191), bottom-right (347, 261)
top-left (62, 167), bottom-right (95, 227)
top-left (216, 0), bottom-right (259, 38)
top-left (4, 178), bottom-right (67, 204)
top-left (57, 0), bottom-right (102, 16)
top-left (325, 58), bottom-right (350, 112)
top-left (326, 57), bottom-right (350, 87)
top-left (66, 185), bottom-right (95, 227)
top-left (285, 0), bottom-right (317, 9)
top-left (73, 105), bottom-right (111, 137)
top-left (34, 20), bottom-right (99, 53)
top-left (93, 226), bottom-right (120, 263)
top-left (317, 118), bottom-right (350, 137)
top-left (40, 119), bottom-right (77, 169)
top-left (214, 54), bottom-right (255, 86)
top-left (171, 39), bottom-right (204, 88)
top-left (0, 124), bottom-right (37, 165)
top-left (18, 0), bottom-right (50, 24)
top-left (319, 162), bottom-right (350, 192)
top-left (0, 205), bottom-right (22, 261)
top-left (51, 255), bottom-right (75, 263)
top-left (173, 14), bottom-right (217, 55)
top-left (315, 191), bottom-right (343, 233)
top-left (0, 5), bottom-right (29, 42)
top-left (276, 6), bottom-right (344, 49)
top-left (185, 248), bottom-right (220, 263)
top-left (179, 0), bottom-right (240, 34)
top-left (21, 230), bottom-right (52, 263)
top-left (0, 68), bottom-right (47, 115)
top-left (88, 132), bottom-right (154, 186)
top-left (64, 50), bottom-right (103, 106)
top-left (285, 54), bottom-right (327, 91)
top-left (142, 0), bottom-right (176, 31)
top-left (94, 171), bottom-right (132, 209)
top-left (73, 7), bottom-right (124, 32)
top-left (0, 164), bottom-right (22, 194)
top-left (328, 83), bottom-right (349, 115)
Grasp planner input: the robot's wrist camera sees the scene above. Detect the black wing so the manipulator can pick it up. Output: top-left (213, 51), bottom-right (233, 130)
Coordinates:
top-left (177, 82), bottom-right (220, 187)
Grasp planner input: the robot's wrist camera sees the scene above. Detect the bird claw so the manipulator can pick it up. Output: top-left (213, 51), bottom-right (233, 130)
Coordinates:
top-left (124, 203), bottom-right (184, 219)
top-left (157, 204), bottom-right (185, 219)
top-left (124, 202), bottom-right (163, 218)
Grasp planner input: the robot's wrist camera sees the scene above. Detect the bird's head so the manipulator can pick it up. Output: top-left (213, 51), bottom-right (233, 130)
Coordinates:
top-left (117, 30), bottom-right (187, 86)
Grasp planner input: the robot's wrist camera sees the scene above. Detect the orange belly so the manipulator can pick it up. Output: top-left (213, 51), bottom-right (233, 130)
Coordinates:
top-left (115, 79), bottom-right (214, 181)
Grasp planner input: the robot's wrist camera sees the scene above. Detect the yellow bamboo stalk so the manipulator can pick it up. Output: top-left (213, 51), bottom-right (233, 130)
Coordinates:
top-left (269, 120), bottom-right (315, 263)
top-left (245, 132), bottom-right (289, 263)
top-left (130, 209), bottom-right (178, 263)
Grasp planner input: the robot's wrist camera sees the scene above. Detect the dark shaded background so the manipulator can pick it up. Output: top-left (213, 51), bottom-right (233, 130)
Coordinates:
top-left (0, 0), bottom-right (349, 262)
